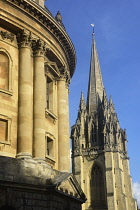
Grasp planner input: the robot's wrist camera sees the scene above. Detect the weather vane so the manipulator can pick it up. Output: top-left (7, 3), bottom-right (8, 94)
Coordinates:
top-left (91, 24), bottom-right (94, 34)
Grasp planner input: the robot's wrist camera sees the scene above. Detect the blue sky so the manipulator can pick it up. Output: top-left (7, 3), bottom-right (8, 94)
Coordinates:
top-left (46, 0), bottom-right (140, 205)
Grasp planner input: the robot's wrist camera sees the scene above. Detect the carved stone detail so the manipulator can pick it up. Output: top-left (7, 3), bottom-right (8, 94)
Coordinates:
top-left (33, 39), bottom-right (48, 57)
top-left (5, 0), bottom-right (76, 77)
top-left (16, 29), bottom-right (32, 48)
top-left (0, 30), bottom-right (14, 42)
top-left (59, 67), bottom-right (71, 86)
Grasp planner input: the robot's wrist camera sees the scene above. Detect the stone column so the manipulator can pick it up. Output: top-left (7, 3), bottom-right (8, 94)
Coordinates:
top-left (17, 30), bottom-right (33, 158)
top-left (33, 39), bottom-right (46, 161)
top-left (57, 71), bottom-right (70, 172)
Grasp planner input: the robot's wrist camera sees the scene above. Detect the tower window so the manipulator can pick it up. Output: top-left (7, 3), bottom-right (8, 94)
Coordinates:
top-left (90, 164), bottom-right (107, 208)
top-left (91, 124), bottom-right (97, 145)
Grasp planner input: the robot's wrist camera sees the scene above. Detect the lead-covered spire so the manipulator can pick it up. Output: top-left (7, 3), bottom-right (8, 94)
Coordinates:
top-left (87, 33), bottom-right (104, 115)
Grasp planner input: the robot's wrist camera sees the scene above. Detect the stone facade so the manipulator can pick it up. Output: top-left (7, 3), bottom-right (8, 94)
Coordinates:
top-left (0, 0), bottom-right (85, 209)
top-left (71, 35), bottom-right (138, 210)
top-left (0, 156), bottom-right (85, 210)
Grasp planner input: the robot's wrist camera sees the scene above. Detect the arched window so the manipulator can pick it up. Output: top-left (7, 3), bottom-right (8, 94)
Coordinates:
top-left (90, 163), bottom-right (107, 208)
top-left (0, 51), bottom-right (9, 90)
top-left (91, 124), bottom-right (97, 146)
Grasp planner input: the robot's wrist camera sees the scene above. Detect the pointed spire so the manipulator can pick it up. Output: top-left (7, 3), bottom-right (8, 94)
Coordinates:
top-left (102, 89), bottom-right (108, 106)
top-left (87, 33), bottom-right (104, 115)
top-left (109, 95), bottom-right (115, 112)
top-left (79, 92), bottom-right (85, 110)
top-left (109, 95), bottom-right (113, 104)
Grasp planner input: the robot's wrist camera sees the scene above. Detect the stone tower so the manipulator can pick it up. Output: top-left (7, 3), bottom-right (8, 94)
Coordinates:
top-left (71, 34), bottom-right (138, 210)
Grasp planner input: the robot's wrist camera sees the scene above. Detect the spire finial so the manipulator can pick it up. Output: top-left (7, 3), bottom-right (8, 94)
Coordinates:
top-left (91, 24), bottom-right (95, 35)
top-left (55, 11), bottom-right (62, 23)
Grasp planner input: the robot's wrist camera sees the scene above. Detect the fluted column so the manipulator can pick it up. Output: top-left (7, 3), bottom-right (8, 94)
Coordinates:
top-left (33, 39), bottom-right (46, 161)
top-left (17, 30), bottom-right (33, 158)
top-left (57, 72), bottom-right (70, 172)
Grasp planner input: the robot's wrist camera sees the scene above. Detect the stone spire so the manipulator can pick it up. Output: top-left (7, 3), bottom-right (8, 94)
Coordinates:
top-left (87, 33), bottom-right (104, 115)
top-left (79, 92), bottom-right (86, 111)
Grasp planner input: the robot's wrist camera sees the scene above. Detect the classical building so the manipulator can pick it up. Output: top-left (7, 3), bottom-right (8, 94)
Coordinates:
top-left (0, 0), bottom-right (85, 209)
top-left (71, 34), bottom-right (138, 210)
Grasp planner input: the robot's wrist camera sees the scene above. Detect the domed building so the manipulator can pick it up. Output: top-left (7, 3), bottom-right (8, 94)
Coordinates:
top-left (0, 0), bottom-right (86, 209)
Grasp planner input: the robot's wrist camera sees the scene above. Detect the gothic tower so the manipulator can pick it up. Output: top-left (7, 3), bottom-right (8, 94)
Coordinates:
top-left (71, 34), bottom-right (138, 210)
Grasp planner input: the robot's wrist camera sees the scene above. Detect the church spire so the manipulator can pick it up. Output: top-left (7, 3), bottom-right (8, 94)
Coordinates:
top-left (87, 33), bottom-right (104, 115)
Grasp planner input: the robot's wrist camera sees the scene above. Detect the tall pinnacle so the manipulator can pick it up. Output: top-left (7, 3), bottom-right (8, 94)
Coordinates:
top-left (79, 92), bottom-right (85, 110)
top-left (87, 33), bottom-right (104, 114)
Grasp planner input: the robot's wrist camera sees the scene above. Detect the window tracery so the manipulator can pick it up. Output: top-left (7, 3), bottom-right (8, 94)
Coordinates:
top-left (90, 163), bottom-right (107, 208)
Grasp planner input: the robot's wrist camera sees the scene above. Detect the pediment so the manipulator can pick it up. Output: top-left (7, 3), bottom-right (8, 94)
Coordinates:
top-left (53, 173), bottom-right (86, 202)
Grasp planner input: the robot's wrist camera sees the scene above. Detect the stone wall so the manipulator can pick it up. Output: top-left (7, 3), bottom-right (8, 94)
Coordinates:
top-left (0, 156), bottom-right (84, 210)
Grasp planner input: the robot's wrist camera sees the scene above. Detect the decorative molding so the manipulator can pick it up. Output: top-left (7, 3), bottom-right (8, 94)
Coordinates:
top-left (16, 29), bottom-right (32, 48)
top-left (45, 108), bottom-right (57, 124)
top-left (5, 0), bottom-right (76, 77)
top-left (45, 131), bottom-right (55, 141)
top-left (46, 155), bottom-right (55, 165)
top-left (58, 66), bottom-right (71, 87)
top-left (33, 38), bottom-right (49, 57)
top-left (86, 148), bottom-right (98, 161)
top-left (45, 61), bottom-right (60, 77)
top-left (0, 30), bottom-right (14, 42)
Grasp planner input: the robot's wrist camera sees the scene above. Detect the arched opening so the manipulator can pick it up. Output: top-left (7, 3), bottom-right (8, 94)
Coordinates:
top-left (0, 51), bottom-right (9, 90)
top-left (90, 163), bottom-right (107, 209)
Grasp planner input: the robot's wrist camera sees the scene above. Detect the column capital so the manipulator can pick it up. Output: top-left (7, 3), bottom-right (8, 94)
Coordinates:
top-left (33, 39), bottom-right (49, 57)
top-left (58, 66), bottom-right (71, 87)
top-left (17, 29), bottom-right (32, 48)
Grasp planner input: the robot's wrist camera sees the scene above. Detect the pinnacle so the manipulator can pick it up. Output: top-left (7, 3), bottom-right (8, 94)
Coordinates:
top-left (79, 92), bottom-right (85, 110)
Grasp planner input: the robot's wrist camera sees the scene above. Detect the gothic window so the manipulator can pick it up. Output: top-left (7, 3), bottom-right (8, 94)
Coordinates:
top-left (90, 164), bottom-right (107, 208)
top-left (0, 52), bottom-right (9, 90)
top-left (46, 76), bottom-right (53, 111)
top-left (91, 124), bottom-right (97, 146)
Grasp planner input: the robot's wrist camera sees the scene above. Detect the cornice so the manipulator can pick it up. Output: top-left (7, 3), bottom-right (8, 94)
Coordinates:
top-left (4, 0), bottom-right (76, 77)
